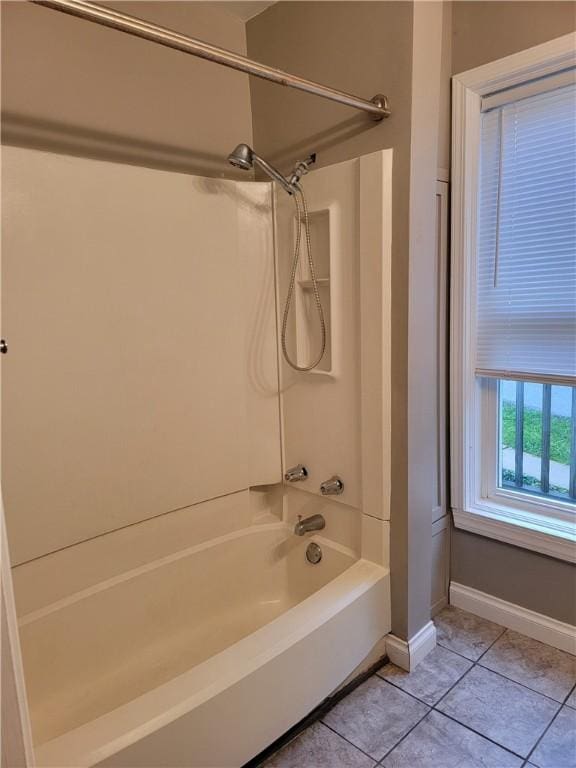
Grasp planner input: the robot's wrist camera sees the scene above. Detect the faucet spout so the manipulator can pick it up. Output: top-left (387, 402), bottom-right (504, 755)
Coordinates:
top-left (294, 513), bottom-right (325, 536)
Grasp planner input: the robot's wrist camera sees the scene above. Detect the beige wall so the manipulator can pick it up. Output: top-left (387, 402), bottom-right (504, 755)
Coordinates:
top-left (437, 1), bottom-right (452, 171)
top-left (450, 0), bottom-right (576, 624)
top-left (2, 147), bottom-right (280, 564)
top-left (247, 2), bottom-right (414, 175)
top-left (452, 530), bottom-right (576, 625)
top-left (452, 1), bottom-right (576, 75)
top-left (1, 1), bottom-right (253, 177)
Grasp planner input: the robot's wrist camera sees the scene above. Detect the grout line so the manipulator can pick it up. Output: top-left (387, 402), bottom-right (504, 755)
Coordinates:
top-left (427, 662), bottom-right (476, 709)
top-left (431, 707), bottom-right (527, 761)
top-left (561, 680), bottom-right (576, 707)
top-left (436, 603), bottom-right (507, 662)
top-left (475, 662), bottom-right (569, 706)
top-left (475, 625), bottom-right (508, 661)
top-left (436, 638), bottom-right (487, 663)
top-left (375, 707), bottom-right (432, 765)
top-left (376, 659), bottom-right (473, 709)
top-left (320, 721), bottom-right (381, 763)
top-left (436, 643), bottom-right (477, 661)
top-left (523, 702), bottom-right (566, 765)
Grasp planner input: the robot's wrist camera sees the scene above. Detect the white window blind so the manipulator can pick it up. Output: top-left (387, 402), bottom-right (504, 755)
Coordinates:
top-left (476, 81), bottom-right (576, 385)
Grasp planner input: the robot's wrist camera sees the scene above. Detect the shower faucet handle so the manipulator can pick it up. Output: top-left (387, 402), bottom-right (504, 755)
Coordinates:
top-left (320, 476), bottom-right (344, 496)
top-left (285, 464), bottom-right (308, 482)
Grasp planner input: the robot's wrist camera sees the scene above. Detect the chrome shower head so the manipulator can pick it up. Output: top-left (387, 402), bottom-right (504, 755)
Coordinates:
top-left (227, 143), bottom-right (253, 170)
top-left (227, 142), bottom-right (297, 195)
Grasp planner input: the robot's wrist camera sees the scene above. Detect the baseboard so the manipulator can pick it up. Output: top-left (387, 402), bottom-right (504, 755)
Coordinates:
top-left (450, 582), bottom-right (576, 656)
top-left (431, 595), bottom-right (448, 618)
top-left (385, 621), bottom-right (437, 671)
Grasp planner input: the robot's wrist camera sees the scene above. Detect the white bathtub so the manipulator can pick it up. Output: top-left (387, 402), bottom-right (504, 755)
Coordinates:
top-left (19, 522), bottom-right (390, 767)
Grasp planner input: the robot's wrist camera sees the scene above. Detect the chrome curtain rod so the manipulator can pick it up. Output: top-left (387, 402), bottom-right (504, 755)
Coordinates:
top-left (31, 0), bottom-right (391, 120)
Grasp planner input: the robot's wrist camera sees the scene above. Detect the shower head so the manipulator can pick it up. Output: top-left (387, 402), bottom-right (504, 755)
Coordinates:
top-left (227, 143), bottom-right (253, 171)
top-left (227, 142), bottom-right (301, 195)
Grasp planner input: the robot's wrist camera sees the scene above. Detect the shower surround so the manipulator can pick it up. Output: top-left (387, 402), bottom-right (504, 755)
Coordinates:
top-left (4, 145), bottom-right (393, 766)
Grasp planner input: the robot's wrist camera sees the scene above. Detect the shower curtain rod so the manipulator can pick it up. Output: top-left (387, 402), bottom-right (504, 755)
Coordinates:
top-left (31, 0), bottom-right (391, 120)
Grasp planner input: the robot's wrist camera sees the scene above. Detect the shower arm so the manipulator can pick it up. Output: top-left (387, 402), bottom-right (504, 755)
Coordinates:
top-left (30, 0), bottom-right (391, 121)
top-left (252, 153), bottom-right (296, 196)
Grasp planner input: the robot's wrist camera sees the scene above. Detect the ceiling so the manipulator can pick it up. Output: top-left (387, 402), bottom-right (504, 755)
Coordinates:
top-left (213, 2), bottom-right (277, 22)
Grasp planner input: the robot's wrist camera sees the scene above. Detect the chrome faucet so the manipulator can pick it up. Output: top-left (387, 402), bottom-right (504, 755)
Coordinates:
top-left (320, 476), bottom-right (344, 495)
top-left (294, 514), bottom-right (325, 536)
top-left (285, 464), bottom-right (308, 482)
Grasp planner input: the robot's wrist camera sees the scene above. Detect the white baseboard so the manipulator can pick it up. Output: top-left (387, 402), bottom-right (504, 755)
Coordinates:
top-left (450, 582), bottom-right (576, 656)
top-left (431, 595), bottom-right (448, 618)
top-left (386, 621), bottom-right (437, 671)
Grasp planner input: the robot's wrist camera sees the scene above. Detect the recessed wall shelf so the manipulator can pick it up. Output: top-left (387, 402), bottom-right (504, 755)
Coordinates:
top-left (298, 278), bottom-right (330, 290)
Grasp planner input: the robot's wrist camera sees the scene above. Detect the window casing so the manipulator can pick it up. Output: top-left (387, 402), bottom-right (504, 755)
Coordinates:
top-left (450, 35), bottom-right (576, 562)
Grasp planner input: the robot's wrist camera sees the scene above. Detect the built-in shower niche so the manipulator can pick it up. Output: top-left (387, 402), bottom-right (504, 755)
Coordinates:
top-left (294, 208), bottom-right (332, 374)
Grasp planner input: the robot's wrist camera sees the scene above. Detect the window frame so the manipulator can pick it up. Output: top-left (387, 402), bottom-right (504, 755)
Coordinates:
top-left (450, 33), bottom-right (576, 563)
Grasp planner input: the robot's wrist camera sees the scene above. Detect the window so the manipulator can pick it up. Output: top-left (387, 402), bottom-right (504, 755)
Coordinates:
top-left (498, 381), bottom-right (575, 502)
top-left (451, 36), bottom-right (576, 561)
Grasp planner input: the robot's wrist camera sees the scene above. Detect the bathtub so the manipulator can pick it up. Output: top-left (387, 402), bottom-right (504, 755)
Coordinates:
top-left (19, 522), bottom-right (390, 767)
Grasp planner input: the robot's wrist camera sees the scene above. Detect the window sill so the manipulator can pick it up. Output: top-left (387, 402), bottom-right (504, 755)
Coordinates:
top-left (452, 503), bottom-right (576, 563)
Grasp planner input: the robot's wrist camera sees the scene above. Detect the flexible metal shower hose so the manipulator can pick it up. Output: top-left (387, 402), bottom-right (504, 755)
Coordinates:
top-left (281, 187), bottom-right (326, 371)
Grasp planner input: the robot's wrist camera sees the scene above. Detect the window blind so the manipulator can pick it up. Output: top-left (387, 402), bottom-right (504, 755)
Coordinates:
top-left (476, 82), bottom-right (576, 385)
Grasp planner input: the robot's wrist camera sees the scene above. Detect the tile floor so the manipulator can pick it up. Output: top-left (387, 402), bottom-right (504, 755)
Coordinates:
top-left (262, 606), bottom-right (576, 768)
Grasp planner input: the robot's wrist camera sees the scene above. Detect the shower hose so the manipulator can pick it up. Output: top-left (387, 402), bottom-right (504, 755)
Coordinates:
top-left (281, 186), bottom-right (326, 371)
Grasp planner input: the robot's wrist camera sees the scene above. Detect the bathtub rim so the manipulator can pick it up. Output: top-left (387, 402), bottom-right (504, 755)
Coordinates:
top-left (33, 556), bottom-right (388, 767)
top-left (18, 521), bottom-right (356, 627)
